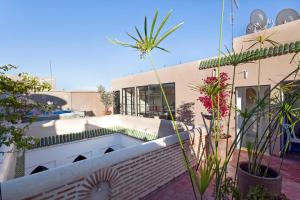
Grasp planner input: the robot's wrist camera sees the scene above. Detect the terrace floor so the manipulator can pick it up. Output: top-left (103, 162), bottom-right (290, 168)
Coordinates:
top-left (143, 151), bottom-right (300, 200)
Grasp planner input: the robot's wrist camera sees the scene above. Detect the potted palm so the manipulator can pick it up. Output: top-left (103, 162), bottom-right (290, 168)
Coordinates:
top-left (236, 72), bottom-right (300, 197)
top-left (236, 32), bottom-right (284, 197)
top-left (98, 85), bottom-right (113, 115)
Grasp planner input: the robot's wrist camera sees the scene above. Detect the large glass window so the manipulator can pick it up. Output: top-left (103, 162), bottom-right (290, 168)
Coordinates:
top-left (148, 84), bottom-right (162, 117)
top-left (162, 83), bottom-right (175, 119)
top-left (135, 83), bottom-right (175, 119)
top-left (122, 87), bottom-right (135, 115)
top-left (113, 91), bottom-right (120, 114)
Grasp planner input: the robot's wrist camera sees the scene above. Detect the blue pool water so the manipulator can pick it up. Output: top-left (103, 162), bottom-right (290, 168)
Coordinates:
top-left (28, 110), bottom-right (72, 116)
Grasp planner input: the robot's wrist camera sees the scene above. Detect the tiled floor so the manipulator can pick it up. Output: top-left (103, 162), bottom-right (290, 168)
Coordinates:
top-left (143, 151), bottom-right (300, 200)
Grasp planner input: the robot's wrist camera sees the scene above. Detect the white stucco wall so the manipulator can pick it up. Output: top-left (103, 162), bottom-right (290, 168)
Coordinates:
top-left (23, 115), bottom-right (176, 138)
top-left (1, 130), bottom-right (203, 200)
top-left (24, 133), bottom-right (142, 175)
top-left (0, 146), bottom-right (17, 181)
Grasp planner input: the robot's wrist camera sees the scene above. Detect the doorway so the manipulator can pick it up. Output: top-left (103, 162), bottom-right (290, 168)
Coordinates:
top-left (236, 85), bottom-right (270, 149)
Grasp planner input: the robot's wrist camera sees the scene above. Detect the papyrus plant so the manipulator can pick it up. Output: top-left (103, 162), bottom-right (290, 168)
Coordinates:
top-left (109, 10), bottom-right (201, 199)
top-left (214, 64), bottom-right (300, 199)
top-left (242, 32), bottom-right (279, 175)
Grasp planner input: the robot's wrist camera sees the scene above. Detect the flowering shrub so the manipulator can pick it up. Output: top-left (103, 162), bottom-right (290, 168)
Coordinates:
top-left (0, 65), bottom-right (51, 151)
top-left (198, 72), bottom-right (230, 118)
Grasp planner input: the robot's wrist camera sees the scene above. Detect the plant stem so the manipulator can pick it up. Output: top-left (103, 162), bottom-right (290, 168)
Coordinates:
top-left (215, 0), bottom-right (225, 198)
top-left (224, 65), bottom-right (236, 188)
top-left (148, 54), bottom-right (199, 200)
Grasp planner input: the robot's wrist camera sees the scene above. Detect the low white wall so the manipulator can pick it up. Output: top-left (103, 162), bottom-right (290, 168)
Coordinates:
top-left (25, 133), bottom-right (142, 175)
top-left (0, 146), bottom-right (17, 181)
top-left (1, 131), bottom-right (196, 200)
top-left (23, 115), bottom-right (175, 138)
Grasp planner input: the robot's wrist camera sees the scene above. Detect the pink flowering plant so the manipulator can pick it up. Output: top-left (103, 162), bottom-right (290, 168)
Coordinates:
top-left (198, 72), bottom-right (230, 137)
top-left (198, 72), bottom-right (230, 117)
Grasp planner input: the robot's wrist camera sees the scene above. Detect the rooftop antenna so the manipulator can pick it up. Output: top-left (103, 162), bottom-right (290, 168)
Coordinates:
top-left (49, 60), bottom-right (53, 89)
top-left (275, 8), bottom-right (299, 26)
top-left (230, 0), bottom-right (238, 50)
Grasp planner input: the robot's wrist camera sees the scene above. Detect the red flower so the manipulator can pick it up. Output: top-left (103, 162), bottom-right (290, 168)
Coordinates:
top-left (198, 72), bottom-right (229, 118)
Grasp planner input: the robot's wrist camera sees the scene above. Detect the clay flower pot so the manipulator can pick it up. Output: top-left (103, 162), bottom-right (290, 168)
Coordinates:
top-left (104, 110), bottom-right (112, 115)
top-left (237, 161), bottom-right (282, 197)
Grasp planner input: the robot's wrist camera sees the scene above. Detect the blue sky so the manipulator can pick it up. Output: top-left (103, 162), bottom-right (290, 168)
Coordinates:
top-left (0, 0), bottom-right (299, 90)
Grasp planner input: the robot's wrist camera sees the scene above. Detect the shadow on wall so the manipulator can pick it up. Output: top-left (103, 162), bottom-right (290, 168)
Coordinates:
top-left (25, 119), bottom-right (107, 138)
top-left (157, 102), bottom-right (196, 138)
top-left (157, 120), bottom-right (175, 138)
top-left (84, 122), bottom-right (102, 131)
top-left (84, 111), bottom-right (95, 117)
top-left (29, 94), bottom-right (67, 110)
top-left (176, 102), bottom-right (195, 129)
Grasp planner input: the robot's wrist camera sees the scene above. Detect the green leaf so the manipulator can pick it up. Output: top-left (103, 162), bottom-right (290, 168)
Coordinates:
top-left (154, 22), bottom-right (184, 47)
top-left (135, 26), bottom-right (144, 42)
top-left (156, 46), bottom-right (170, 53)
top-left (126, 32), bottom-right (139, 42)
top-left (107, 37), bottom-right (138, 49)
top-left (149, 10), bottom-right (158, 42)
top-left (144, 16), bottom-right (148, 43)
top-left (153, 10), bottom-right (173, 43)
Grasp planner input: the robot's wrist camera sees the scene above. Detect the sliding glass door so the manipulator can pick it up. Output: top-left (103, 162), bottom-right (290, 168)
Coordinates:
top-left (113, 91), bottom-right (120, 114)
top-left (162, 83), bottom-right (175, 119)
top-left (137, 86), bottom-right (148, 116)
top-left (122, 87), bottom-right (135, 115)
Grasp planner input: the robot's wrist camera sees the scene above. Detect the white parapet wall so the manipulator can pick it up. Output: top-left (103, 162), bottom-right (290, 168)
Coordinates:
top-left (0, 146), bottom-right (17, 182)
top-left (1, 129), bottom-right (207, 200)
top-left (23, 115), bottom-right (176, 138)
top-left (24, 133), bottom-right (142, 175)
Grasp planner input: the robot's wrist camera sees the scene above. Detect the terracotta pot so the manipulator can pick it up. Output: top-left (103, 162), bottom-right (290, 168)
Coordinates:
top-left (104, 110), bottom-right (112, 115)
top-left (237, 161), bottom-right (282, 197)
top-left (209, 137), bottom-right (233, 165)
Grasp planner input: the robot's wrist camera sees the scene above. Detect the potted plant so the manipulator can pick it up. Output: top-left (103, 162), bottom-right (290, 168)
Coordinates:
top-left (235, 32), bottom-right (285, 197)
top-left (98, 85), bottom-right (113, 115)
top-left (195, 72), bottom-right (232, 164)
top-left (235, 75), bottom-right (300, 197)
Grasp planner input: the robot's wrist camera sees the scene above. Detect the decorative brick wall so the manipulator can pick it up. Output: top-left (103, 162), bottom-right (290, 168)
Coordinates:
top-left (2, 130), bottom-right (207, 200)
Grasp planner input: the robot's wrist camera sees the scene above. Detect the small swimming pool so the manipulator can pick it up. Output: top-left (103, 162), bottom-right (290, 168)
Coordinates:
top-left (47, 110), bottom-right (72, 115)
top-left (28, 110), bottom-right (71, 117)
top-left (26, 110), bottom-right (78, 122)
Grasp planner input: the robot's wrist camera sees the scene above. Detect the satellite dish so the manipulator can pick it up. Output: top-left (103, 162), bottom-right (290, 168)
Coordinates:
top-left (275, 8), bottom-right (299, 26)
top-left (246, 23), bottom-right (256, 34)
top-left (250, 9), bottom-right (267, 27)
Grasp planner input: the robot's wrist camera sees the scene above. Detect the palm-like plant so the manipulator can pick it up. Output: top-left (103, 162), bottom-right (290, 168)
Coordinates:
top-left (243, 32), bottom-right (279, 175)
top-left (108, 10), bottom-right (183, 58)
top-left (198, 156), bottom-right (218, 200)
top-left (244, 31), bottom-right (279, 50)
top-left (222, 46), bottom-right (255, 138)
top-left (109, 10), bottom-right (202, 199)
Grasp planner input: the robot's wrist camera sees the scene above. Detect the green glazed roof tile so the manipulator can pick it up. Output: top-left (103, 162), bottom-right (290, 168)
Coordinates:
top-left (199, 40), bottom-right (300, 70)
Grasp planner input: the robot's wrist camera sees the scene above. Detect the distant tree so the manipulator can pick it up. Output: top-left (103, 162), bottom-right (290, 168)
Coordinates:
top-left (97, 85), bottom-right (113, 114)
top-left (0, 64), bottom-right (51, 151)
